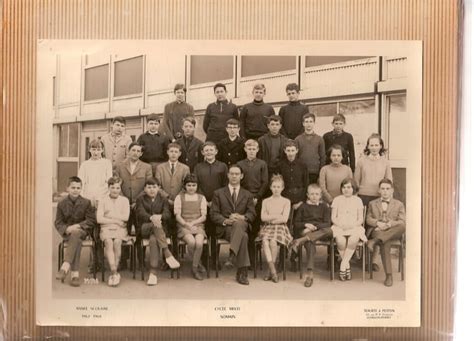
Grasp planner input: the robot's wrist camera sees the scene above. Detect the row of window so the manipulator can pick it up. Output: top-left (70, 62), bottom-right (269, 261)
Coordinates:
top-left (76, 55), bottom-right (374, 102)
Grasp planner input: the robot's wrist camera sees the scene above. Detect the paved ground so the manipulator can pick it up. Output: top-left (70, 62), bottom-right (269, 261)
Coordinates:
top-left (52, 232), bottom-right (405, 301)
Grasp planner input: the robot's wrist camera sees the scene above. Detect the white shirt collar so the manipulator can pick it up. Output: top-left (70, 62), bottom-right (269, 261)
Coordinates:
top-left (228, 184), bottom-right (240, 193)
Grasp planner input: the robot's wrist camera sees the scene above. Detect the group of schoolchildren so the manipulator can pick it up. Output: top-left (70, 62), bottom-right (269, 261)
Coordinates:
top-left (55, 82), bottom-right (406, 289)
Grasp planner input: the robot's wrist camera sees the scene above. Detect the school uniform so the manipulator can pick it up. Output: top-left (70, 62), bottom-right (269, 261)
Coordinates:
top-left (55, 195), bottom-right (96, 271)
top-left (160, 100), bottom-right (194, 140)
top-left (217, 136), bottom-right (246, 167)
top-left (257, 133), bottom-right (288, 176)
top-left (319, 163), bottom-right (353, 203)
top-left (279, 101), bottom-right (309, 140)
top-left (101, 132), bottom-right (133, 168)
top-left (366, 198), bottom-right (406, 275)
top-left (354, 154), bottom-right (392, 206)
top-left (193, 160), bottom-right (228, 202)
top-left (136, 131), bottom-right (170, 166)
top-left (277, 158), bottom-right (309, 205)
top-left (115, 159), bottom-right (153, 205)
top-left (240, 100), bottom-right (275, 140)
top-left (155, 161), bottom-right (190, 202)
top-left (295, 132), bottom-right (326, 183)
top-left (323, 130), bottom-right (356, 172)
top-left (176, 135), bottom-right (203, 173)
top-left (211, 185), bottom-right (256, 269)
top-left (203, 100), bottom-right (239, 143)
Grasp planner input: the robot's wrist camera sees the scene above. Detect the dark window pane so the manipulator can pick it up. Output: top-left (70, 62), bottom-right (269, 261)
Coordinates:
top-left (57, 162), bottom-right (78, 193)
top-left (59, 125), bottom-right (69, 157)
top-left (68, 124), bottom-right (79, 157)
top-left (84, 64), bottom-right (109, 101)
top-left (190, 55), bottom-right (234, 85)
top-left (241, 56), bottom-right (295, 77)
top-left (114, 56), bottom-right (143, 97)
top-left (85, 137), bottom-right (90, 160)
top-left (339, 100), bottom-right (375, 115)
top-left (392, 168), bottom-right (406, 205)
top-left (305, 56), bottom-right (374, 68)
top-left (389, 94), bottom-right (406, 112)
top-left (308, 103), bottom-right (337, 117)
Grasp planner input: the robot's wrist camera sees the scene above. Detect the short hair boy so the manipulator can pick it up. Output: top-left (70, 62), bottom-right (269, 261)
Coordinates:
top-left (366, 178), bottom-right (406, 287)
top-left (55, 176), bottom-right (96, 287)
top-left (102, 116), bottom-right (133, 168)
top-left (295, 113), bottom-right (326, 184)
top-left (323, 114), bottom-right (356, 172)
top-left (203, 83), bottom-right (239, 143)
top-left (289, 184), bottom-right (332, 287)
top-left (137, 113), bottom-right (171, 175)
top-left (257, 115), bottom-right (288, 176)
top-left (217, 118), bottom-right (246, 167)
top-left (155, 142), bottom-right (191, 206)
top-left (135, 177), bottom-right (180, 285)
top-left (160, 83), bottom-right (195, 141)
top-left (279, 83), bottom-right (310, 140)
top-left (277, 139), bottom-right (309, 209)
top-left (240, 83), bottom-right (276, 140)
top-left (175, 117), bottom-right (204, 172)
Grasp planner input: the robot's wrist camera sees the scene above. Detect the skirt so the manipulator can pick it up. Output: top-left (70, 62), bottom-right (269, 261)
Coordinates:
top-left (331, 225), bottom-right (368, 242)
top-left (258, 223), bottom-right (293, 247)
top-left (177, 224), bottom-right (207, 239)
top-left (100, 226), bottom-right (128, 241)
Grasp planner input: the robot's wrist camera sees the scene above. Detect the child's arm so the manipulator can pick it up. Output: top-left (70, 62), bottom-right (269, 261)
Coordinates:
top-left (331, 202), bottom-right (343, 227)
top-left (116, 198), bottom-right (130, 223)
top-left (318, 168), bottom-right (333, 203)
top-left (356, 202), bottom-right (364, 226)
top-left (348, 134), bottom-right (356, 172)
top-left (279, 107), bottom-right (288, 136)
top-left (161, 104), bottom-right (173, 138)
top-left (78, 200), bottom-right (97, 232)
top-left (203, 105), bottom-right (211, 134)
top-left (365, 202), bottom-right (378, 227)
top-left (354, 160), bottom-right (362, 186)
top-left (54, 203), bottom-right (69, 236)
top-left (96, 199), bottom-right (119, 225)
top-left (260, 199), bottom-right (272, 223)
top-left (318, 138), bottom-right (326, 167)
top-left (388, 203), bottom-right (406, 229)
top-left (239, 105), bottom-right (248, 139)
top-left (135, 197), bottom-right (152, 224)
top-left (256, 162), bottom-right (269, 200)
top-left (385, 161), bottom-right (393, 181)
top-left (317, 204), bottom-right (332, 229)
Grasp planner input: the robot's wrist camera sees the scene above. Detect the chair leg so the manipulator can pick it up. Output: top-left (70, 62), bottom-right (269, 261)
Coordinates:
top-left (215, 240), bottom-right (220, 278)
top-left (362, 243), bottom-right (365, 282)
top-left (131, 244), bottom-right (136, 279)
top-left (368, 246), bottom-right (373, 280)
top-left (282, 247), bottom-right (287, 281)
top-left (206, 243), bottom-right (211, 279)
top-left (330, 239), bottom-right (335, 281)
top-left (141, 246), bottom-right (145, 281)
top-left (400, 245), bottom-right (405, 281)
top-left (298, 244), bottom-right (303, 280)
top-left (254, 241), bottom-right (258, 279)
top-left (57, 243), bottom-right (62, 271)
top-left (101, 242), bottom-right (105, 282)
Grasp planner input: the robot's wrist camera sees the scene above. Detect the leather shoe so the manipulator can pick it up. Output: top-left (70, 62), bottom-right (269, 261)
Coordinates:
top-left (304, 276), bottom-right (313, 288)
top-left (237, 268), bottom-right (249, 285)
top-left (192, 268), bottom-right (204, 281)
top-left (56, 269), bottom-right (67, 283)
top-left (384, 274), bottom-right (393, 287)
top-left (70, 276), bottom-right (81, 287)
top-left (224, 259), bottom-right (234, 270)
top-left (367, 239), bottom-right (377, 252)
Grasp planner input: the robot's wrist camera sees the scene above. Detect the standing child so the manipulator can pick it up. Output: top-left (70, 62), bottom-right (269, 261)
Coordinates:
top-left (323, 114), bottom-right (356, 172)
top-left (176, 117), bottom-right (203, 173)
top-left (78, 139), bottom-right (113, 207)
top-left (96, 177), bottom-right (130, 287)
top-left (331, 178), bottom-right (367, 281)
top-left (279, 83), bottom-right (309, 140)
top-left (289, 184), bottom-right (332, 287)
top-left (319, 144), bottom-right (353, 204)
top-left (101, 116), bottom-right (133, 169)
top-left (240, 83), bottom-right (276, 140)
top-left (217, 118), bottom-right (246, 167)
top-left (174, 174), bottom-right (208, 280)
top-left (137, 113), bottom-right (171, 175)
top-left (295, 113), bottom-right (326, 184)
top-left (354, 133), bottom-right (393, 207)
top-left (55, 176), bottom-right (96, 287)
top-left (203, 83), bottom-right (239, 143)
top-left (257, 115), bottom-right (288, 177)
top-left (160, 83), bottom-right (195, 141)
top-left (259, 175), bottom-right (292, 283)
top-left (135, 178), bottom-right (180, 286)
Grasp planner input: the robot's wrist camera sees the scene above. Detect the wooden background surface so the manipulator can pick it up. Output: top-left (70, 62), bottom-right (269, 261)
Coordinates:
top-left (0, 0), bottom-right (459, 339)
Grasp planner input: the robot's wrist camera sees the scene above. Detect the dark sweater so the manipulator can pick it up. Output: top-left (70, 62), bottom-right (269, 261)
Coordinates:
top-left (55, 195), bottom-right (96, 237)
top-left (293, 201), bottom-right (332, 238)
top-left (323, 130), bottom-right (356, 172)
top-left (193, 160), bottom-right (229, 202)
top-left (240, 100), bottom-right (275, 139)
top-left (279, 101), bottom-right (309, 140)
top-left (135, 194), bottom-right (171, 232)
top-left (217, 136), bottom-right (246, 167)
top-left (137, 132), bottom-right (170, 163)
top-left (203, 100), bottom-right (239, 143)
top-left (277, 158), bottom-right (309, 204)
top-left (237, 158), bottom-right (269, 200)
top-left (176, 135), bottom-right (204, 172)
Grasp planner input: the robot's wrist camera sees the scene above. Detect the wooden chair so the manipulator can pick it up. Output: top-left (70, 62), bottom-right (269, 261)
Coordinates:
top-left (368, 233), bottom-right (405, 280)
top-left (100, 237), bottom-right (136, 282)
top-left (57, 237), bottom-right (96, 279)
top-left (177, 238), bottom-right (211, 279)
top-left (213, 237), bottom-right (230, 278)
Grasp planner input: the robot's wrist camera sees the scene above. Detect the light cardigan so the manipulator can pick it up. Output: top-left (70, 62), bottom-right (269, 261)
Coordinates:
top-left (354, 155), bottom-right (392, 197)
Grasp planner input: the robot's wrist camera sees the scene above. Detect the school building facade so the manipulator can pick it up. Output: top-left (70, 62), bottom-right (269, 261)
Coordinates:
top-left (48, 53), bottom-right (408, 201)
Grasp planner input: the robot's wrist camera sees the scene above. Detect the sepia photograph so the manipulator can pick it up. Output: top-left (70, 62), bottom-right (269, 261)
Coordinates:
top-left (35, 40), bottom-right (422, 327)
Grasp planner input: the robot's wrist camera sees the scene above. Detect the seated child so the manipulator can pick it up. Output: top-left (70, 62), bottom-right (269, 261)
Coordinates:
top-left (258, 175), bottom-right (292, 283)
top-left (217, 118), bottom-right (246, 167)
top-left (319, 144), bottom-right (353, 204)
top-left (55, 176), bottom-right (96, 287)
top-left (135, 178), bottom-right (180, 286)
top-left (289, 184), bottom-right (332, 287)
top-left (96, 176), bottom-right (130, 287)
top-left (174, 174), bottom-right (207, 280)
top-left (331, 178), bottom-right (367, 281)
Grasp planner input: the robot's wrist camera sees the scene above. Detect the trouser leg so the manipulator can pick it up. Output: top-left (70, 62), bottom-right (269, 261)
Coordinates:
top-left (227, 221), bottom-right (250, 268)
top-left (304, 241), bottom-right (316, 270)
top-left (64, 229), bottom-right (87, 272)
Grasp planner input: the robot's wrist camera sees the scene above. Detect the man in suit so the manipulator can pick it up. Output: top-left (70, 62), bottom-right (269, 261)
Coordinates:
top-left (366, 178), bottom-right (406, 287)
top-left (115, 142), bottom-right (153, 269)
top-left (211, 164), bottom-right (256, 285)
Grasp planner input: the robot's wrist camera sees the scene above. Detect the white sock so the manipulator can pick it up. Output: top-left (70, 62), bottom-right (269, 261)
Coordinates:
top-left (60, 262), bottom-right (71, 273)
top-left (70, 271), bottom-right (79, 278)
